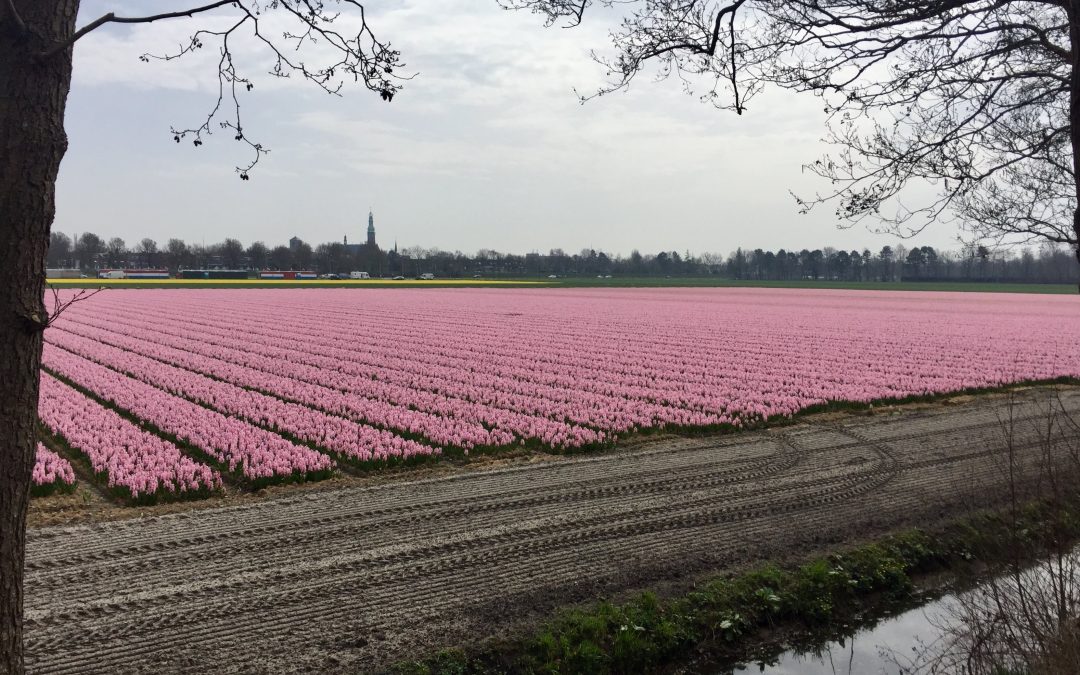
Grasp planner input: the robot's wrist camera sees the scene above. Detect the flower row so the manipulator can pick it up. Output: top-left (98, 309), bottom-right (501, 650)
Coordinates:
top-left (38, 374), bottom-right (219, 500)
top-left (55, 318), bottom-right (608, 448)
top-left (42, 345), bottom-right (333, 483)
top-left (59, 306), bottom-right (710, 440)
top-left (32, 443), bottom-right (77, 496)
top-left (46, 330), bottom-right (439, 463)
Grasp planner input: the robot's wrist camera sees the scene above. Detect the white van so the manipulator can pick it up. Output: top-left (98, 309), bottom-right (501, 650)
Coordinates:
top-left (349, 271), bottom-right (370, 280)
top-left (98, 270), bottom-right (126, 279)
top-left (419, 273), bottom-right (435, 280)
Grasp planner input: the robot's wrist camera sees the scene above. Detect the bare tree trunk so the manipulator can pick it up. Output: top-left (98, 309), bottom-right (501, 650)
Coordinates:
top-left (0, 1), bottom-right (78, 671)
top-left (1069, 3), bottom-right (1080, 292)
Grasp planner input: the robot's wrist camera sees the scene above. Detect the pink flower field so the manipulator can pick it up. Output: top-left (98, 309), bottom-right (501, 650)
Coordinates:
top-left (39, 287), bottom-right (1080, 502)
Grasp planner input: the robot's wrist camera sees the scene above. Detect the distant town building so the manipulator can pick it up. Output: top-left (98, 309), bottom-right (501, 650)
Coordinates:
top-left (345, 210), bottom-right (378, 255)
top-left (288, 236), bottom-right (302, 251)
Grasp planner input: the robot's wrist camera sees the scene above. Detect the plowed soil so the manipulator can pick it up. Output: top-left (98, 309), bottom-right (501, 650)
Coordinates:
top-left (25, 388), bottom-right (1080, 674)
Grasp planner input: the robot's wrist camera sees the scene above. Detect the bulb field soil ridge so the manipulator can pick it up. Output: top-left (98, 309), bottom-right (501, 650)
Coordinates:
top-left (24, 387), bottom-right (1080, 674)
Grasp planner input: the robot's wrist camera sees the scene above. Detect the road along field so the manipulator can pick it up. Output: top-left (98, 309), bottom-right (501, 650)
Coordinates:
top-left (24, 387), bottom-right (1080, 673)
top-left (36, 287), bottom-right (1080, 502)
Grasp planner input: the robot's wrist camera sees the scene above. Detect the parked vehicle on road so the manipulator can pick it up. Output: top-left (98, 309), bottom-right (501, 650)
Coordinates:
top-left (258, 270), bottom-right (317, 280)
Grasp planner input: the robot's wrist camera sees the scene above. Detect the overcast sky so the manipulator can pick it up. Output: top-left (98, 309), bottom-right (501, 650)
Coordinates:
top-left (54, 0), bottom-right (966, 256)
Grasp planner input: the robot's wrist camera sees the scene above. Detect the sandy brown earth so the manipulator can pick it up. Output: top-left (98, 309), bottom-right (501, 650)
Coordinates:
top-left (24, 388), bottom-right (1080, 674)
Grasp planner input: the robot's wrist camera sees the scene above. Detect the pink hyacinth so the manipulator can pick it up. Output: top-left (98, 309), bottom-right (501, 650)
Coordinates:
top-left (38, 374), bottom-right (220, 499)
top-left (39, 286), bottom-right (1080, 463)
top-left (32, 443), bottom-right (76, 491)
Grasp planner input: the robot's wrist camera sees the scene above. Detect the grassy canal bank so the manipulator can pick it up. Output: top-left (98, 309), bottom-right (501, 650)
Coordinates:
top-left (395, 496), bottom-right (1080, 675)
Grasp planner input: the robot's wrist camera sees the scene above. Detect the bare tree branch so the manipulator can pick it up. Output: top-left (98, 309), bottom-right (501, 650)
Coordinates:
top-left (37, 1), bottom-right (239, 60)
top-left (44, 285), bottom-right (104, 328)
top-left (59, 1), bottom-right (408, 178)
top-left (504, 0), bottom-right (1079, 262)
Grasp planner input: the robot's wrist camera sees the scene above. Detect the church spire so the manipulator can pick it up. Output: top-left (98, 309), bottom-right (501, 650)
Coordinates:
top-left (366, 209), bottom-right (376, 246)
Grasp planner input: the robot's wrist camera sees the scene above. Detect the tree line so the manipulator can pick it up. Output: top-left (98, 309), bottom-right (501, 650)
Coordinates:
top-left (48, 232), bottom-right (1079, 284)
top-left (719, 245), bottom-right (1079, 284)
top-left (47, 232), bottom-right (389, 277)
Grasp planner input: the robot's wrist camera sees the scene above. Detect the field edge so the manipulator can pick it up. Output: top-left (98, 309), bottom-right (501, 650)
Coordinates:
top-left (394, 493), bottom-right (1080, 675)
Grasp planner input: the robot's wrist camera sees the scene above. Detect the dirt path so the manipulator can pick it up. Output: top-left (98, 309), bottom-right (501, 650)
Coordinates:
top-left (24, 389), bottom-right (1080, 674)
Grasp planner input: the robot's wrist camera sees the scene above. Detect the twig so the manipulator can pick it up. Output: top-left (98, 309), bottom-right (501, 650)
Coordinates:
top-left (149, 0), bottom-right (403, 178)
top-left (729, 6), bottom-right (741, 114)
top-left (37, 0), bottom-right (236, 60)
top-left (46, 285), bottom-right (105, 327)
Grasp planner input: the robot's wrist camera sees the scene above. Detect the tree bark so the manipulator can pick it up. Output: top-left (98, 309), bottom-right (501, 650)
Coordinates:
top-left (1070, 3), bottom-right (1080, 292)
top-left (0, 1), bottom-right (78, 672)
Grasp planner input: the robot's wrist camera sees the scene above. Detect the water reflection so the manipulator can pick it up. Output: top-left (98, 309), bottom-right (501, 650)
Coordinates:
top-left (734, 548), bottom-right (1080, 675)
top-left (733, 598), bottom-right (948, 674)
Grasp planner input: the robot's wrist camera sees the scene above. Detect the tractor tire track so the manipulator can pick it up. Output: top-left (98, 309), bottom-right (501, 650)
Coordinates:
top-left (24, 389), bottom-right (1080, 674)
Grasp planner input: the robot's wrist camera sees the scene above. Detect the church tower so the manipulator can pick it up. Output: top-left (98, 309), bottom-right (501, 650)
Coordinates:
top-left (366, 210), bottom-right (376, 246)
